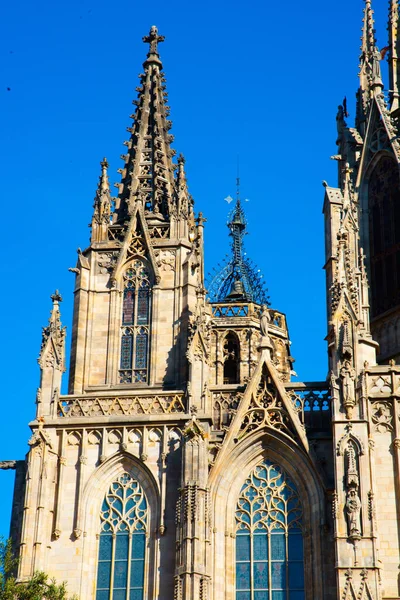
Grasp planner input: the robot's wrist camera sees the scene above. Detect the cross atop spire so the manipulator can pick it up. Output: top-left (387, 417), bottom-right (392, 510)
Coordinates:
top-left (143, 25), bottom-right (165, 65)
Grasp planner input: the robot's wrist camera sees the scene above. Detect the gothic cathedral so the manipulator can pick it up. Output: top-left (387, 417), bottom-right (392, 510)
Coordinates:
top-left (6, 2), bottom-right (400, 598)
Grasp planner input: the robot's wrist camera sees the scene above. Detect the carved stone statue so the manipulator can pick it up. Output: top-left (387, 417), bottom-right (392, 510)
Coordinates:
top-left (340, 360), bottom-right (356, 419)
top-left (346, 487), bottom-right (362, 540)
top-left (372, 47), bottom-right (382, 84)
top-left (260, 305), bottom-right (271, 338)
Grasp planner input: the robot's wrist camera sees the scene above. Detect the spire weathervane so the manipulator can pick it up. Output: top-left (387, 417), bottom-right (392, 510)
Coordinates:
top-left (143, 25), bottom-right (165, 58)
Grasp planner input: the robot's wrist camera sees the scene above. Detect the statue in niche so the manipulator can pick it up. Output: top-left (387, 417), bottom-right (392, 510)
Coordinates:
top-left (346, 485), bottom-right (362, 540)
top-left (340, 360), bottom-right (356, 419)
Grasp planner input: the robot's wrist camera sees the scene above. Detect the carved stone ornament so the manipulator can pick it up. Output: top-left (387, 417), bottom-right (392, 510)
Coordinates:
top-left (0, 461), bottom-right (17, 470)
top-left (371, 400), bottom-right (393, 433)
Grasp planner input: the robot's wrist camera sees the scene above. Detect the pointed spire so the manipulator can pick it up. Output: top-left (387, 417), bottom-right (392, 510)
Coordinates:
top-left (91, 158), bottom-right (111, 242)
top-left (388, 0), bottom-right (400, 110)
top-left (38, 291), bottom-right (66, 370)
top-left (113, 26), bottom-right (178, 225)
top-left (357, 0), bottom-right (382, 128)
top-left (207, 184), bottom-right (269, 305)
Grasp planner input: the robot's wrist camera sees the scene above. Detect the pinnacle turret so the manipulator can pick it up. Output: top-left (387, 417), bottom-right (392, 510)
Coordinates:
top-left (388, 0), bottom-right (400, 110)
top-left (113, 26), bottom-right (177, 224)
top-left (91, 158), bottom-right (112, 242)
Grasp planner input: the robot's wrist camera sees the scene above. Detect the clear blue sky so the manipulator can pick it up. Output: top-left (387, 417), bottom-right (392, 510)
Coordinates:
top-left (0, 0), bottom-right (390, 538)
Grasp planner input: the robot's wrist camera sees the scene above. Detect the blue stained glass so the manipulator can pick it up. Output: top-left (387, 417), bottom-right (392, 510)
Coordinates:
top-left (96, 561), bottom-right (111, 589)
top-left (96, 591), bottom-right (110, 600)
top-left (113, 590), bottom-right (126, 600)
top-left (99, 534), bottom-right (112, 561)
top-left (271, 534), bottom-right (286, 560)
top-left (236, 534), bottom-right (250, 561)
top-left (130, 560), bottom-right (144, 588)
top-left (253, 562), bottom-right (269, 589)
top-left (120, 335), bottom-right (133, 369)
top-left (113, 560), bottom-right (128, 588)
top-left (288, 535), bottom-right (303, 561)
top-left (236, 562), bottom-right (251, 590)
top-left (271, 562), bottom-right (285, 589)
top-left (289, 592), bottom-right (305, 600)
top-left (132, 534), bottom-right (146, 559)
top-left (236, 593), bottom-right (251, 600)
top-left (130, 590), bottom-right (143, 600)
top-left (253, 534), bottom-right (268, 561)
top-left (115, 534), bottom-right (129, 560)
top-left (254, 592), bottom-right (269, 600)
top-left (135, 333), bottom-right (148, 369)
top-left (272, 592), bottom-right (286, 600)
top-left (288, 562), bottom-right (304, 589)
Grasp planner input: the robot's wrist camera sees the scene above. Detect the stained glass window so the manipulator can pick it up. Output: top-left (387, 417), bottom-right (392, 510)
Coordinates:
top-left (368, 156), bottom-right (400, 316)
top-left (235, 460), bottom-right (304, 600)
top-left (96, 472), bottom-right (148, 600)
top-left (119, 261), bottom-right (152, 384)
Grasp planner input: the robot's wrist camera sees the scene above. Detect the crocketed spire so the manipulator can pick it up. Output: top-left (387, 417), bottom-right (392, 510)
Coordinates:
top-left (113, 26), bottom-right (177, 223)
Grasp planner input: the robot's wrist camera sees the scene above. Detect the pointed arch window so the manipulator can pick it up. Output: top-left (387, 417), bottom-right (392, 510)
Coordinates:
top-left (96, 472), bottom-right (148, 600)
top-left (119, 261), bottom-right (152, 384)
top-left (235, 460), bottom-right (305, 600)
top-left (223, 332), bottom-right (240, 384)
top-left (368, 155), bottom-right (400, 316)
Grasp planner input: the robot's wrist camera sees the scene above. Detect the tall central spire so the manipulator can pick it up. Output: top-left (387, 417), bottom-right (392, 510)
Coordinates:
top-left (113, 26), bottom-right (176, 223)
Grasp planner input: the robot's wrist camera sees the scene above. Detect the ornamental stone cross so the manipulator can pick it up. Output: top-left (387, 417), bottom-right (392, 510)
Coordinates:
top-left (143, 26), bottom-right (165, 56)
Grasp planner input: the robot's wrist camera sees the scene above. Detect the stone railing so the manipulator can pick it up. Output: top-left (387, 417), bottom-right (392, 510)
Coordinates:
top-left (285, 381), bottom-right (331, 433)
top-left (210, 303), bottom-right (287, 332)
top-left (57, 393), bottom-right (186, 418)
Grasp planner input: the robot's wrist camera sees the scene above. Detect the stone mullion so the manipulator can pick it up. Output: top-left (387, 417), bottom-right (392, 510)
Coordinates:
top-left (106, 288), bottom-right (121, 385)
top-left (53, 429), bottom-right (66, 539)
top-left (32, 442), bottom-right (49, 572)
top-left (73, 429), bottom-right (87, 539)
top-left (19, 447), bottom-right (38, 578)
top-left (159, 425), bottom-right (168, 535)
top-left (149, 285), bottom-right (160, 386)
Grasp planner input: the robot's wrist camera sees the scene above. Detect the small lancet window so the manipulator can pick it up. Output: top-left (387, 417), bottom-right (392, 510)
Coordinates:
top-left (119, 261), bottom-right (152, 384)
top-left (96, 472), bottom-right (148, 600)
top-left (235, 460), bottom-right (305, 600)
top-left (223, 332), bottom-right (240, 384)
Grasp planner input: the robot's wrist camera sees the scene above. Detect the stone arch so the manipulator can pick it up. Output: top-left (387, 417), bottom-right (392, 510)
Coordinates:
top-left (222, 330), bottom-right (241, 384)
top-left (210, 429), bottom-right (326, 600)
top-left (78, 451), bottom-right (160, 600)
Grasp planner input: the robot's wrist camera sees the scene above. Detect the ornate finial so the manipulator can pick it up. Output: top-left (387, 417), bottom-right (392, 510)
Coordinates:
top-left (51, 290), bottom-right (62, 303)
top-left (178, 153), bottom-right (185, 166)
top-left (143, 25), bottom-right (165, 58)
top-left (101, 157), bottom-right (109, 170)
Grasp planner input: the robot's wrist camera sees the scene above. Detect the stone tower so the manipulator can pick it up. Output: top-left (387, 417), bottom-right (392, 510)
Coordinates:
top-left (5, 5), bottom-right (400, 599)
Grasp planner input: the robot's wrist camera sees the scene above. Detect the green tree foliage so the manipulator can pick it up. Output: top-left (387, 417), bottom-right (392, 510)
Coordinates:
top-left (0, 539), bottom-right (77, 600)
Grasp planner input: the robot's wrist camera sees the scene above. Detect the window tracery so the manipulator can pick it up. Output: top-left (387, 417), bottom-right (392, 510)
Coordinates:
top-left (235, 460), bottom-right (304, 600)
top-left (96, 472), bottom-right (148, 600)
top-left (119, 261), bottom-right (152, 384)
top-left (368, 155), bottom-right (400, 316)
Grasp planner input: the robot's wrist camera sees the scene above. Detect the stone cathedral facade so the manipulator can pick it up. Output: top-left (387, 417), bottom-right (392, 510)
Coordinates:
top-left (7, 2), bottom-right (400, 598)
